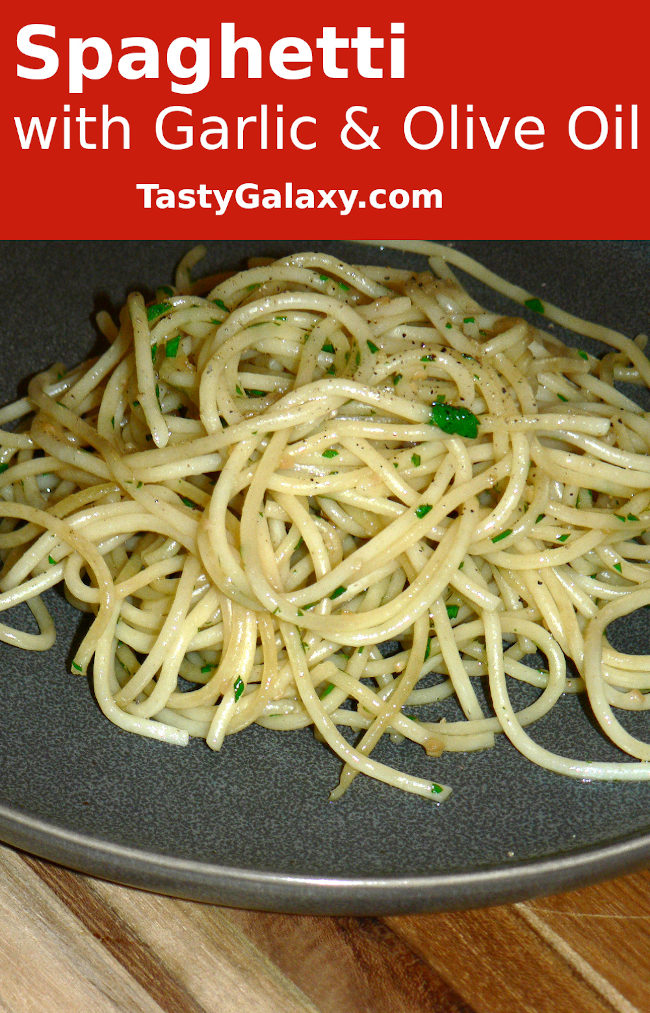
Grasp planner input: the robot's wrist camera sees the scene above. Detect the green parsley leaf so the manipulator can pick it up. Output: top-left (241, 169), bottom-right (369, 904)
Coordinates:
top-left (430, 402), bottom-right (480, 439)
top-left (524, 297), bottom-right (545, 314)
top-left (233, 676), bottom-right (245, 701)
top-left (491, 529), bottom-right (512, 543)
top-left (446, 604), bottom-right (459, 619)
top-left (322, 449), bottom-right (338, 458)
top-left (411, 453), bottom-right (421, 467)
top-left (147, 303), bottom-right (169, 322)
top-left (166, 336), bottom-right (181, 358)
top-left (330, 586), bottom-right (346, 600)
top-left (415, 504), bottom-right (432, 518)
top-left (322, 343), bottom-right (335, 354)
top-left (367, 340), bottom-right (379, 353)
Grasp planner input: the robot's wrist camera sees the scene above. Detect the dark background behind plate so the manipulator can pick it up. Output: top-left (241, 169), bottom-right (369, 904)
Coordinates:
top-left (0, 241), bottom-right (648, 915)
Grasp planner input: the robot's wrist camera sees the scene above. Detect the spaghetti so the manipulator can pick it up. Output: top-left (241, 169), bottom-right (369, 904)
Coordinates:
top-left (0, 241), bottom-right (648, 801)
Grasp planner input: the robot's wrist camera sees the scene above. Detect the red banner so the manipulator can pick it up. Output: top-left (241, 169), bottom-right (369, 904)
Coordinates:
top-left (2, 2), bottom-right (647, 237)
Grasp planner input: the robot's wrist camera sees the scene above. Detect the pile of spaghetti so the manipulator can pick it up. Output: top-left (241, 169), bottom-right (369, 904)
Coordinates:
top-left (0, 242), bottom-right (649, 800)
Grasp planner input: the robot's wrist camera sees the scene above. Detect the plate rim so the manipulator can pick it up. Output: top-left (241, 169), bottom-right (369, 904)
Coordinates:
top-left (1, 800), bottom-right (648, 915)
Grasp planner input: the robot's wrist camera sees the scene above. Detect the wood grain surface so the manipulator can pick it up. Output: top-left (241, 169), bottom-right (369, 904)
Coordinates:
top-left (0, 844), bottom-right (648, 1012)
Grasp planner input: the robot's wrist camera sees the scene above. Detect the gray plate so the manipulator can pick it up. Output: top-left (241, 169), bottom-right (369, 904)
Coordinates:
top-left (0, 241), bottom-right (648, 915)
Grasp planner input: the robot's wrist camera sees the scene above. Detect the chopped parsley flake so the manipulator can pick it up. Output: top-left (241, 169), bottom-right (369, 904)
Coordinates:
top-left (557, 393), bottom-right (568, 402)
top-left (578, 350), bottom-right (589, 360)
top-left (48, 555), bottom-right (56, 565)
top-left (71, 661), bottom-right (82, 672)
top-left (201, 664), bottom-right (214, 674)
top-left (322, 342), bottom-right (335, 353)
top-left (147, 303), bottom-right (168, 322)
top-left (415, 504), bottom-right (432, 518)
top-left (463, 316), bottom-right (475, 324)
top-left (367, 340), bottom-right (379, 353)
top-left (166, 336), bottom-right (181, 358)
top-left (151, 343), bottom-right (158, 363)
top-left (411, 453), bottom-right (421, 467)
top-left (393, 374), bottom-right (402, 385)
top-left (212, 298), bottom-right (228, 312)
top-left (181, 496), bottom-right (198, 509)
top-left (233, 676), bottom-right (245, 701)
top-left (446, 604), bottom-right (459, 619)
top-left (319, 683), bottom-right (334, 698)
top-left (0, 464), bottom-right (8, 473)
top-left (322, 449), bottom-right (338, 458)
top-left (557, 533), bottom-right (570, 542)
top-left (491, 529), bottom-right (512, 543)
top-left (330, 586), bottom-right (346, 599)
top-left (430, 403), bottom-right (480, 439)
top-left (627, 513), bottom-right (639, 522)
top-left (431, 783), bottom-right (444, 795)
top-left (524, 297), bottom-right (545, 314)
top-left (614, 562), bottom-right (622, 573)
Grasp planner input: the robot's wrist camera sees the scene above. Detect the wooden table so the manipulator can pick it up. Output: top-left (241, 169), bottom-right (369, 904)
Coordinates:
top-left (0, 844), bottom-right (648, 1012)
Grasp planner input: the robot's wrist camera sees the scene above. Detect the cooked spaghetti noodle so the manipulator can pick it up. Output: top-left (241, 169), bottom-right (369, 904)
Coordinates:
top-left (0, 241), bottom-right (648, 801)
